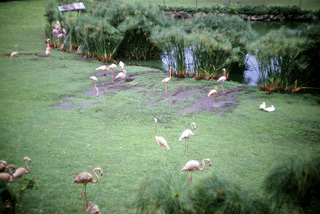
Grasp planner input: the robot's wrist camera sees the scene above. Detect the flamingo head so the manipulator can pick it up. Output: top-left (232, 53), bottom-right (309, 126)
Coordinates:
top-left (95, 168), bottom-right (103, 176)
top-left (24, 157), bottom-right (31, 162)
top-left (191, 122), bottom-right (196, 129)
top-left (205, 159), bottom-right (212, 166)
top-left (154, 118), bottom-right (157, 123)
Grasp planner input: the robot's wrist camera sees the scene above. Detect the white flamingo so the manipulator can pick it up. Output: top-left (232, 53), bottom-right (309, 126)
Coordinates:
top-left (208, 87), bottom-right (218, 104)
top-left (107, 63), bottom-right (117, 82)
top-left (217, 68), bottom-right (227, 93)
top-left (181, 158), bottom-right (212, 192)
top-left (90, 76), bottom-right (99, 97)
top-left (154, 118), bottom-right (170, 166)
top-left (114, 70), bottom-right (127, 86)
top-left (161, 67), bottom-right (172, 95)
top-left (179, 122), bottom-right (196, 158)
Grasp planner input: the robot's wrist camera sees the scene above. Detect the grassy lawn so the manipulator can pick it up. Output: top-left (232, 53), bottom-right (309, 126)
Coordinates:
top-left (0, 0), bottom-right (319, 213)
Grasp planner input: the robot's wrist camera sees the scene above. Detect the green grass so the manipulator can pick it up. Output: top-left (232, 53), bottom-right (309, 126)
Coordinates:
top-left (0, 0), bottom-right (320, 213)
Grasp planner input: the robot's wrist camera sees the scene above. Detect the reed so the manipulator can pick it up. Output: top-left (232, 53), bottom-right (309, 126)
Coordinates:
top-left (248, 27), bottom-right (309, 93)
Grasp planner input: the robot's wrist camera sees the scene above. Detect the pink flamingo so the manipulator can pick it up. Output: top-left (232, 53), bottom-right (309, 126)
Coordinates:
top-left (12, 157), bottom-right (31, 179)
top-left (90, 76), bottom-right (99, 97)
top-left (181, 158), bottom-right (212, 192)
top-left (208, 87), bottom-right (218, 104)
top-left (114, 70), bottom-right (127, 86)
top-left (0, 165), bottom-right (15, 182)
top-left (154, 118), bottom-right (170, 166)
top-left (95, 65), bottom-right (108, 82)
top-left (178, 122), bottom-right (196, 158)
top-left (107, 63), bottom-right (117, 82)
top-left (74, 168), bottom-right (103, 210)
top-left (217, 68), bottom-right (227, 93)
top-left (161, 67), bottom-right (172, 95)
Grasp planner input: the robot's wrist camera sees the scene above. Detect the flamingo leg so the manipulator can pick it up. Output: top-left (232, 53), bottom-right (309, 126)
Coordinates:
top-left (187, 138), bottom-right (189, 158)
top-left (81, 184), bottom-right (86, 210)
top-left (165, 84), bottom-right (167, 95)
top-left (164, 150), bottom-right (167, 167)
top-left (84, 184), bottom-right (88, 210)
top-left (112, 70), bottom-right (114, 82)
top-left (221, 83), bottom-right (224, 93)
top-left (190, 172), bottom-right (194, 193)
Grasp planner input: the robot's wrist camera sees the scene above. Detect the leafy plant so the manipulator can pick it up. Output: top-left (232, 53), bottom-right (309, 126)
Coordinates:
top-left (263, 156), bottom-right (320, 214)
top-left (133, 169), bottom-right (194, 213)
top-left (192, 174), bottom-right (270, 214)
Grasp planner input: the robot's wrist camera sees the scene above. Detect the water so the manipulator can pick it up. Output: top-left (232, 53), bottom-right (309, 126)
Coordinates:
top-left (127, 21), bottom-right (305, 85)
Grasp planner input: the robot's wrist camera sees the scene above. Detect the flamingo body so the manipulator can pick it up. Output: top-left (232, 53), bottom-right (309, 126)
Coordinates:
top-left (208, 87), bottom-right (218, 97)
top-left (217, 76), bottom-right (227, 82)
top-left (0, 165), bottom-right (15, 182)
top-left (12, 157), bottom-right (31, 179)
top-left (10, 52), bottom-right (18, 57)
top-left (119, 61), bottom-right (124, 69)
top-left (95, 65), bottom-right (107, 71)
top-left (114, 70), bottom-right (127, 80)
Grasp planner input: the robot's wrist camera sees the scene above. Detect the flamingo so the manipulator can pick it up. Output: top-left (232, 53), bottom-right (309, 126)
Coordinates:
top-left (161, 67), bottom-right (172, 95)
top-left (0, 165), bottom-right (15, 182)
top-left (12, 157), bottom-right (31, 179)
top-left (181, 158), bottom-right (212, 192)
top-left (90, 76), bottom-right (99, 97)
top-left (95, 65), bottom-right (107, 71)
top-left (45, 39), bottom-right (51, 66)
top-left (179, 122), bottom-right (196, 158)
top-left (114, 70), bottom-right (127, 86)
top-left (107, 63), bottom-right (117, 82)
top-left (154, 118), bottom-right (170, 166)
top-left (119, 61), bottom-right (124, 69)
top-left (264, 105), bottom-right (275, 112)
top-left (208, 87), bottom-right (218, 104)
top-left (74, 168), bottom-right (103, 211)
top-left (259, 102), bottom-right (266, 110)
top-left (217, 68), bottom-right (227, 93)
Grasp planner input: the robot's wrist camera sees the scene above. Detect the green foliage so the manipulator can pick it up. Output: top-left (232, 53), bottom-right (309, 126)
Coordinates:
top-left (134, 169), bottom-right (194, 213)
top-left (263, 156), bottom-right (320, 214)
top-left (248, 27), bottom-right (309, 90)
top-left (0, 181), bottom-right (16, 214)
top-left (44, 1), bottom-right (57, 29)
top-left (192, 174), bottom-right (270, 214)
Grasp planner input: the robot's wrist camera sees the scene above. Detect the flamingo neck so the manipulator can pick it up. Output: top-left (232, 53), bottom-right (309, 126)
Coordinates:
top-left (199, 159), bottom-right (207, 171)
top-left (155, 121), bottom-right (157, 138)
top-left (24, 159), bottom-right (30, 173)
top-left (191, 124), bottom-right (196, 135)
top-left (169, 68), bottom-right (172, 78)
top-left (92, 169), bottom-right (99, 183)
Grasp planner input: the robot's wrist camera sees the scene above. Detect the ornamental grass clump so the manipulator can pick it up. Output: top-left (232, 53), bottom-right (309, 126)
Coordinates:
top-left (263, 156), bottom-right (320, 214)
top-left (192, 174), bottom-right (270, 214)
top-left (133, 169), bottom-right (194, 214)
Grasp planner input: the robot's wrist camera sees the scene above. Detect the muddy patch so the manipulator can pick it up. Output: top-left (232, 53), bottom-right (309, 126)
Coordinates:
top-left (54, 102), bottom-right (74, 109)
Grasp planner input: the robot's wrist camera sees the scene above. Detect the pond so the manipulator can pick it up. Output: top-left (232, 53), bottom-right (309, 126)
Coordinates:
top-left (126, 21), bottom-right (306, 86)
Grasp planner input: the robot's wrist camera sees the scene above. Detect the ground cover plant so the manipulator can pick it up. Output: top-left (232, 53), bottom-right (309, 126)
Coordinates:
top-left (0, 0), bottom-right (320, 213)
